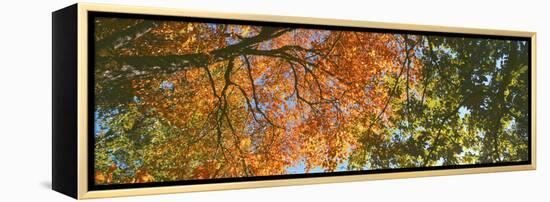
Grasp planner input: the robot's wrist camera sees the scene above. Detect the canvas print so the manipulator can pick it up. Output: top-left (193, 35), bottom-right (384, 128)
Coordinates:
top-left (92, 15), bottom-right (530, 186)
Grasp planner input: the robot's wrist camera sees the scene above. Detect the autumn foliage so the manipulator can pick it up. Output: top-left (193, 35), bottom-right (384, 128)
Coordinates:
top-left (93, 18), bottom-right (530, 184)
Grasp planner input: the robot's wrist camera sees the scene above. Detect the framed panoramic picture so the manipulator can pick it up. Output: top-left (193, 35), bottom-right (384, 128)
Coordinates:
top-left (52, 3), bottom-right (536, 199)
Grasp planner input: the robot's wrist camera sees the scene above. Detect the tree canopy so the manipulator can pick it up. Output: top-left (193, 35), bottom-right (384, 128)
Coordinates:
top-left (92, 18), bottom-right (530, 185)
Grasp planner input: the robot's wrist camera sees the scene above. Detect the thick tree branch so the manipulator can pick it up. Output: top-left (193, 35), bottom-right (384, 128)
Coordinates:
top-left (96, 20), bottom-right (159, 51)
top-left (96, 27), bottom-right (293, 88)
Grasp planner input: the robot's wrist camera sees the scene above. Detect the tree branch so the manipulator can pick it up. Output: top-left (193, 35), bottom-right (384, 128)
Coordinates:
top-left (242, 55), bottom-right (283, 128)
top-left (96, 27), bottom-right (293, 89)
top-left (96, 20), bottom-right (159, 51)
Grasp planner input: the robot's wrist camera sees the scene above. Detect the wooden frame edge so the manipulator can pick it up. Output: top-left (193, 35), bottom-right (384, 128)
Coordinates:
top-left (80, 164), bottom-right (533, 199)
top-left (77, 4), bottom-right (88, 199)
top-left (530, 32), bottom-right (537, 170)
top-left (75, 3), bottom-right (537, 199)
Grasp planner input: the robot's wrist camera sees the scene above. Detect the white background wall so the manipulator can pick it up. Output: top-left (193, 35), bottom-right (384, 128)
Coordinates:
top-left (0, 0), bottom-right (547, 201)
